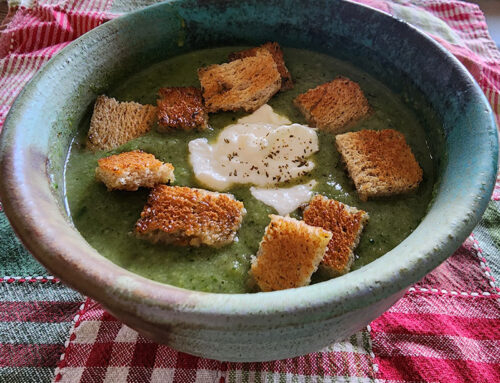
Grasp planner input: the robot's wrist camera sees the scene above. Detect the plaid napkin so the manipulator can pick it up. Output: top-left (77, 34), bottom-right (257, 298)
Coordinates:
top-left (54, 300), bottom-right (376, 382)
top-left (1, 1), bottom-right (500, 382)
top-left (50, 236), bottom-right (500, 383)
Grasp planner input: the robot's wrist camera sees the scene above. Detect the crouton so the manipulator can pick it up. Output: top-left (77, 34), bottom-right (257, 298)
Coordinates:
top-left (335, 129), bottom-right (423, 201)
top-left (156, 87), bottom-right (208, 131)
top-left (87, 95), bottom-right (157, 151)
top-left (228, 42), bottom-right (293, 91)
top-left (250, 215), bottom-right (332, 292)
top-left (135, 185), bottom-right (246, 247)
top-left (303, 195), bottom-right (368, 276)
top-left (95, 151), bottom-right (174, 191)
top-left (294, 77), bottom-right (371, 133)
top-left (198, 50), bottom-right (281, 112)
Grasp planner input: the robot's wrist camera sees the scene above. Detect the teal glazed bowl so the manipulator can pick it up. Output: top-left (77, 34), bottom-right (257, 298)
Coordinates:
top-left (0, 0), bottom-right (497, 361)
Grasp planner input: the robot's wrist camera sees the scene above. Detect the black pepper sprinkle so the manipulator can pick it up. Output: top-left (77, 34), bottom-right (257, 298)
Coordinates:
top-left (224, 138), bottom-right (230, 144)
top-left (297, 160), bottom-right (308, 167)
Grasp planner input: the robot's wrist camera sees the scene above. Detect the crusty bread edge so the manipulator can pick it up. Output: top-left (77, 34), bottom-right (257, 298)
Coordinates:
top-left (198, 52), bottom-right (282, 113)
top-left (293, 76), bottom-right (373, 132)
top-left (87, 95), bottom-right (157, 152)
top-left (318, 206), bottom-right (369, 277)
top-left (250, 214), bottom-right (332, 291)
top-left (335, 131), bottom-right (423, 201)
top-left (135, 186), bottom-right (246, 248)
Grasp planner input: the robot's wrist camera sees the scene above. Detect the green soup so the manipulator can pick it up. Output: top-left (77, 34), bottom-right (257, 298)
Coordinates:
top-left (64, 47), bottom-right (437, 293)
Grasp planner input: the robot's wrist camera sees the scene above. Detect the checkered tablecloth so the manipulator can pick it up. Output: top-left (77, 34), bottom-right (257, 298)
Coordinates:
top-left (1, 1), bottom-right (500, 382)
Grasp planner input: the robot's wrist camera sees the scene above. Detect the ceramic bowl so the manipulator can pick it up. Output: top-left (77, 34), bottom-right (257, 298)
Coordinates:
top-left (0, 0), bottom-right (497, 362)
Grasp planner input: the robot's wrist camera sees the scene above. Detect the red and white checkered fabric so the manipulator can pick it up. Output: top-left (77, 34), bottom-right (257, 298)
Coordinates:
top-left (53, 234), bottom-right (500, 383)
top-left (54, 300), bottom-right (377, 382)
top-left (370, 237), bottom-right (500, 382)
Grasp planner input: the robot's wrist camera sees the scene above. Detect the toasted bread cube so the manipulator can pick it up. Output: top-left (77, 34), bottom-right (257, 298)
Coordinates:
top-left (198, 50), bottom-right (281, 113)
top-left (303, 195), bottom-right (368, 276)
top-left (336, 129), bottom-right (423, 201)
top-left (294, 77), bottom-right (371, 133)
top-left (251, 215), bottom-right (332, 292)
top-left (135, 185), bottom-right (246, 247)
top-left (87, 95), bottom-right (157, 151)
top-left (228, 42), bottom-right (293, 91)
top-left (156, 87), bottom-right (208, 131)
top-left (95, 151), bottom-right (174, 191)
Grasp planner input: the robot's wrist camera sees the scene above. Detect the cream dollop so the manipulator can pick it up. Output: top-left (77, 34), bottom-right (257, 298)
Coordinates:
top-left (237, 104), bottom-right (292, 125)
top-left (189, 105), bottom-right (318, 191)
top-left (250, 181), bottom-right (317, 216)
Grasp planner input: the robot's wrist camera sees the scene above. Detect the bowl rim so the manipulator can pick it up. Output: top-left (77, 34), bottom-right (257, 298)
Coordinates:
top-left (0, 0), bottom-right (498, 322)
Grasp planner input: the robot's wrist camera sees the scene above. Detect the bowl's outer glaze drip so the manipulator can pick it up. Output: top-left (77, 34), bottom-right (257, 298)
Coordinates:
top-left (0, 0), bottom-right (497, 361)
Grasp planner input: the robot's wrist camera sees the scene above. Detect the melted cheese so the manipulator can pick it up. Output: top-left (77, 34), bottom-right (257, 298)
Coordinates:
top-left (250, 181), bottom-right (317, 215)
top-left (189, 105), bottom-right (318, 191)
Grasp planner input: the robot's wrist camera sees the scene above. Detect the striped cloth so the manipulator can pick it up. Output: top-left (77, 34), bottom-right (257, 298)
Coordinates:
top-left (0, 279), bottom-right (82, 382)
top-left (0, 1), bottom-right (500, 382)
top-left (0, 0), bottom-right (114, 126)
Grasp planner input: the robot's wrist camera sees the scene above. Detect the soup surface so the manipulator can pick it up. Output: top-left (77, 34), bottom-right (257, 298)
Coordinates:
top-left (64, 47), bottom-right (436, 293)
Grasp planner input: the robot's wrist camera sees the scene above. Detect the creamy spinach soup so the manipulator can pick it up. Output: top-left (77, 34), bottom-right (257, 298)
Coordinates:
top-left (64, 47), bottom-right (436, 293)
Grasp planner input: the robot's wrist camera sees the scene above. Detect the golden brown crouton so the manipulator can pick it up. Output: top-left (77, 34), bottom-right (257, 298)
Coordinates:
top-left (294, 77), bottom-right (371, 133)
top-left (87, 95), bottom-right (157, 151)
top-left (335, 129), bottom-right (423, 201)
top-left (251, 215), bottom-right (332, 292)
top-left (228, 42), bottom-right (293, 91)
top-left (198, 50), bottom-right (281, 113)
top-left (95, 151), bottom-right (174, 191)
top-left (156, 87), bottom-right (208, 132)
top-left (135, 185), bottom-right (246, 247)
top-left (303, 195), bottom-right (369, 276)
